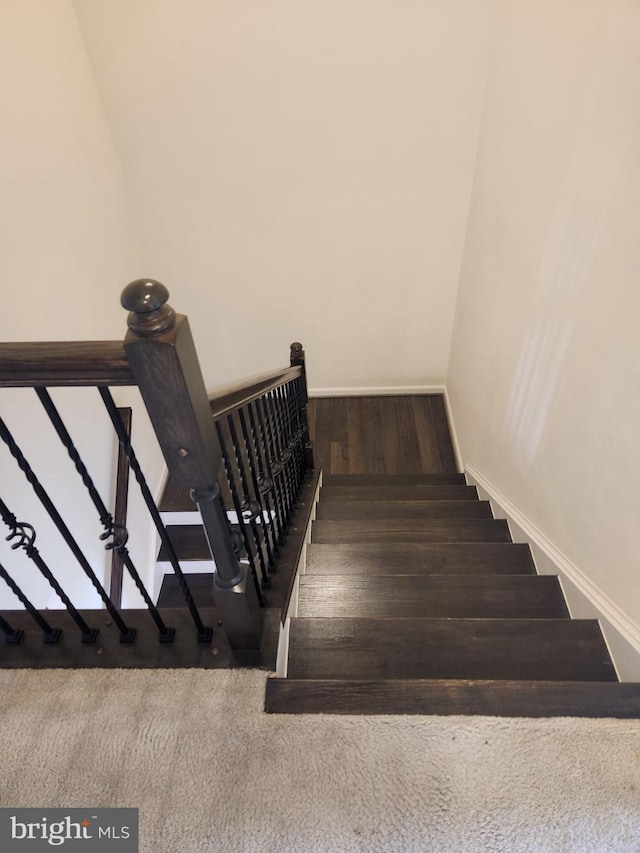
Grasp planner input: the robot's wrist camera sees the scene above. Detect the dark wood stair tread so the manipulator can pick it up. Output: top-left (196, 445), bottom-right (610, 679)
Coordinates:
top-left (297, 575), bottom-right (569, 619)
top-left (312, 518), bottom-right (511, 544)
top-left (159, 525), bottom-right (210, 561)
top-left (316, 500), bottom-right (493, 520)
top-left (322, 474), bottom-right (466, 486)
top-left (306, 543), bottom-right (536, 574)
top-left (157, 572), bottom-right (216, 608)
top-left (287, 617), bottom-right (617, 682)
top-left (265, 679), bottom-right (640, 717)
top-left (321, 484), bottom-right (478, 501)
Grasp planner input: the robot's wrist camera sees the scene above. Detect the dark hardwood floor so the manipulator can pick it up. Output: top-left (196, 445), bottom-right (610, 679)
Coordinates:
top-left (307, 395), bottom-right (457, 475)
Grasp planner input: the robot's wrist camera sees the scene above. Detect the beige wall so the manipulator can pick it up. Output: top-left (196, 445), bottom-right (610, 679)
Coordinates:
top-left (0, 1), bottom-right (156, 608)
top-left (74, 0), bottom-right (496, 390)
top-left (448, 0), bottom-right (640, 675)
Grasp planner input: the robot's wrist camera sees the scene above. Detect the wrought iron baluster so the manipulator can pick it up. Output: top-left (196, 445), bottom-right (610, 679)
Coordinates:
top-left (291, 379), bottom-right (307, 487)
top-left (282, 383), bottom-right (301, 497)
top-left (99, 387), bottom-right (212, 643)
top-left (0, 495), bottom-right (98, 643)
top-left (0, 560), bottom-right (61, 643)
top-left (249, 400), bottom-right (286, 545)
top-left (36, 388), bottom-right (174, 643)
top-left (259, 393), bottom-right (292, 527)
top-left (215, 420), bottom-right (265, 602)
top-left (238, 405), bottom-right (278, 563)
top-left (268, 390), bottom-right (294, 520)
top-left (227, 410), bottom-right (272, 582)
top-left (0, 417), bottom-right (134, 640)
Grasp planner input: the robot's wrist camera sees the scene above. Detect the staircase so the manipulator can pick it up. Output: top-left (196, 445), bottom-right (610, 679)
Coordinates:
top-left (266, 473), bottom-right (640, 716)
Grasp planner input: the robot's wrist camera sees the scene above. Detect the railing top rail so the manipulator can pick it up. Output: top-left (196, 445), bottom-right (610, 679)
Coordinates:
top-left (209, 365), bottom-right (302, 420)
top-left (0, 341), bottom-right (135, 388)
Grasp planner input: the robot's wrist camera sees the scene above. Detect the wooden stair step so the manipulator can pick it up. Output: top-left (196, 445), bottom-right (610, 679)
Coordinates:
top-left (322, 474), bottom-right (466, 486)
top-left (265, 679), bottom-right (640, 717)
top-left (316, 500), bottom-right (492, 520)
top-left (297, 575), bottom-right (568, 619)
top-left (311, 518), bottom-right (511, 544)
top-left (320, 484), bottom-right (479, 501)
top-left (287, 617), bottom-right (617, 682)
top-left (306, 543), bottom-right (536, 574)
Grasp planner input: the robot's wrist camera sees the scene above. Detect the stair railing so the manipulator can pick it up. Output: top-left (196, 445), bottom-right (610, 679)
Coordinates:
top-left (0, 278), bottom-right (313, 660)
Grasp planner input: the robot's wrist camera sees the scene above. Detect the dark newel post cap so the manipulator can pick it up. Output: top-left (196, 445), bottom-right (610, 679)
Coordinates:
top-left (121, 279), bottom-right (176, 337)
top-left (290, 342), bottom-right (305, 361)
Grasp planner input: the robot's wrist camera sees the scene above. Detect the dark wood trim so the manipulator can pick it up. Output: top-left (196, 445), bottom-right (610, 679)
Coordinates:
top-left (266, 469), bottom-right (322, 623)
top-left (209, 366), bottom-right (302, 420)
top-left (0, 342), bottom-right (134, 387)
top-left (109, 407), bottom-right (132, 606)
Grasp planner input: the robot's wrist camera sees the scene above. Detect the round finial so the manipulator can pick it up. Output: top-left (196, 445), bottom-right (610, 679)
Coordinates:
top-left (290, 342), bottom-right (304, 359)
top-left (121, 279), bottom-right (176, 337)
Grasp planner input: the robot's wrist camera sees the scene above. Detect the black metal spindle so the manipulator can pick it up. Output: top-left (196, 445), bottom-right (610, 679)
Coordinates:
top-left (0, 417), bottom-right (134, 641)
top-left (290, 379), bottom-right (306, 486)
top-left (0, 611), bottom-right (23, 645)
top-left (249, 400), bottom-right (286, 545)
top-left (227, 411), bottom-right (272, 582)
top-left (99, 387), bottom-right (212, 643)
top-left (289, 380), bottom-right (304, 487)
top-left (0, 560), bottom-right (61, 643)
top-left (269, 389), bottom-right (294, 518)
top-left (238, 405), bottom-right (278, 564)
top-left (36, 388), bottom-right (174, 643)
top-left (215, 420), bottom-right (265, 602)
top-left (259, 393), bottom-right (292, 527)
top-left (281, 382), bottom-right (301, 493)
top-left (0, 496), bottom-right (98, 642)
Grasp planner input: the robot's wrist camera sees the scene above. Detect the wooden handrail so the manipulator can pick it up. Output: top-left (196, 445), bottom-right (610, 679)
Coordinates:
top-left (209, 366), bottom-right (302, 420)
top-left (0, 341), bottom-right (134, 387)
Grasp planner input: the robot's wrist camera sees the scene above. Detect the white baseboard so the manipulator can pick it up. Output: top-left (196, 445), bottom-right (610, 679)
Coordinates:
top-left (442, 388), bottom-right (463, 474)
top-left (466, 463), bottom-right (640, 681)
top-left (309, 385), bottom-right (446, 398)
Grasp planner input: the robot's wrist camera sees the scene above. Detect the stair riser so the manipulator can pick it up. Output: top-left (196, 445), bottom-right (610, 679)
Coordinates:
top-left (265, 680), bottom-right (640, 717)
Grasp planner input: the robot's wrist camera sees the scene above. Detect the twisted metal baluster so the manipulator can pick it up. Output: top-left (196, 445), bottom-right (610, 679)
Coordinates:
top-left (36, 388), bottom-right (174, 643)
top-left (226, 412), bottom-right (270, 586)
top-left (238, 405), bottom-right (278, 563)
top-left (0, 560), bottom-right (61, 643)
top-left (215, 420), bottom-right (265, 603)
top-left (256, 395), bottom-right (289, 537)
top-left (99, 387), bottom-right (212, 643)
top-left (0, 416), bottom-right (134, 642)
top-left (0, 495), bottom-right (98, 642)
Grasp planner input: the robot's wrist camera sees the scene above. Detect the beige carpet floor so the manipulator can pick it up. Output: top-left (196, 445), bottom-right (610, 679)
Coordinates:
top-left (0, 668), bottom-right (639, 852)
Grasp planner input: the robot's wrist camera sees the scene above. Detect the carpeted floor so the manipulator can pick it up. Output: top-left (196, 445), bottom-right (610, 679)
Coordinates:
top-left (0, 668), bottom-right (638, 852)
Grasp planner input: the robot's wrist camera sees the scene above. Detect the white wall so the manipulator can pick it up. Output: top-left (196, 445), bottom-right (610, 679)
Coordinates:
top-left (0, 1), bottom-right (159, 609)
top-left (448, 0), bottom-right (640, 676)
top-left (74, 0), bottom-right (496, 390)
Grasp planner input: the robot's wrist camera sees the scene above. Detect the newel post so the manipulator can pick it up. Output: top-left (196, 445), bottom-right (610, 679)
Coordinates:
top-left (121, 279), bottom-right (262, 651)
top-left (290, 342), bottom-right (314, 470)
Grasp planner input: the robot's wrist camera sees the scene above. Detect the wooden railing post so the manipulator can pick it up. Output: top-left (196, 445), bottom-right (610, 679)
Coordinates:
top-left (290, 342), bottom-right (314, 469)
top-left (121, 279), bottom-right (262, 651)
